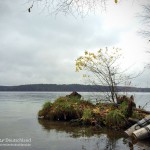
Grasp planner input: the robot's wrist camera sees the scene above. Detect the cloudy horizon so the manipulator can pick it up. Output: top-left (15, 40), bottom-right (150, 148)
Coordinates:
top-left (0, 0), bottom-right (150, 87)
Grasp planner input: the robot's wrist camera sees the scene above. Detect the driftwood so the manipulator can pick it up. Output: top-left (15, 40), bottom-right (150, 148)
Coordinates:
top-left (134, 108), bottom-right (150, 114)
top-left (128, 117), bottom-right (139, 124)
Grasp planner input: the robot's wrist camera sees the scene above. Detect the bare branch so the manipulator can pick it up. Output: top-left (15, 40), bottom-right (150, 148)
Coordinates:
top-left (139, 4), bottom-right (150, 40)
top-left (75, 47), bottom-right (140, 103)
top-left (27, 0), bottom-right (108, 15)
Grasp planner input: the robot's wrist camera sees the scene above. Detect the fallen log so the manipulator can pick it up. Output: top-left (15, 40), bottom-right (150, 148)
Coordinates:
top-left (133, 108), bottom-right (150, 114)
top-left (128, 117), bottom-right (139, 124)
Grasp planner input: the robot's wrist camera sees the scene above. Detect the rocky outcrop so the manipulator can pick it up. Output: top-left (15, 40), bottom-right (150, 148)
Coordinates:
top-left (66, 91), bottom-right (81, 99)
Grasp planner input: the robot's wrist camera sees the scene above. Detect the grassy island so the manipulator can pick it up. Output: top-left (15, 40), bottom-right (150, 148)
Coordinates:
top-left (38, 92), bottom-right (148, 130)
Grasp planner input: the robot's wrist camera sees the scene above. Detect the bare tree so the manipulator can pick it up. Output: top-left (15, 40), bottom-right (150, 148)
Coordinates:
top-left (140, 4), bottom-right (150, 40)
top-left (75, 47), bottom-right (137, 103)
top-left (27, 0), bottom-right (118, 15)
top-left (139, 4), bottom-right (150, 67)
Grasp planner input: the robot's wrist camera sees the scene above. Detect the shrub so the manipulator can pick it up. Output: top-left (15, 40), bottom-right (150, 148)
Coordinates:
top-left (81, 108), bottom-right (93, 125)
top-left (38, 101), bottom-right (52, 118)
top-left (119, 101), bottom-right (128, 117)
top-left (42, 101), bottom-right (52, 110)
top-left (82, 108), bottom-right (93, 120)
top-left (48, 97), bottom-right (83, 121)
top-left (105, 110), bottom-right (127, 128)
top-left (38, 109), bottom-right (46, 117)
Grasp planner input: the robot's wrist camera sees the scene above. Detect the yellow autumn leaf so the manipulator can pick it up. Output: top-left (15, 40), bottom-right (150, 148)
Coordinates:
top-left (85, 51), bottom-right (88, 55)
top-left (115, 0), bottom-right (118, 3)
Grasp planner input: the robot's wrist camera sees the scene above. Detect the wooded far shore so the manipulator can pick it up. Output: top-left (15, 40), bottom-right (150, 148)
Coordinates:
top-left (0, 84), bottom-right (150, 92)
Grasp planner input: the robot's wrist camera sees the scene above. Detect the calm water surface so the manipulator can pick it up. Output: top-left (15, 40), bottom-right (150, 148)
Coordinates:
top-left (0, 92), bottom-right (150, 150)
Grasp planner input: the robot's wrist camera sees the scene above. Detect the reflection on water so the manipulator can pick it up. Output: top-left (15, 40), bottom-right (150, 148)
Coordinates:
top-left (38, 119), bottom-right (124, 139)
top-left (39, 119), bottom-right (150, 150)
top-left (38, 119), bottom-right (126, 150)
top-left (38, 119), bottom-right (150, 150)
top-left (128, 138), bottom-right (150, 150)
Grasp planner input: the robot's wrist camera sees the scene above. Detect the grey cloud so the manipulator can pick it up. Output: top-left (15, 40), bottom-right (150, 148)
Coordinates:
top-left (0, 0), bottom-right (136, 85)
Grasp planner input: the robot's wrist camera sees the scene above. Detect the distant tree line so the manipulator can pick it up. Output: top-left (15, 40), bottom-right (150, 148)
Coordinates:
top-left (0, 84), bottom-right (150, 92)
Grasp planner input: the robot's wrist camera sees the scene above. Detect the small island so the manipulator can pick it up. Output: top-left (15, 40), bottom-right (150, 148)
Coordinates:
top-left (38, 92), bottom-right (149, 133)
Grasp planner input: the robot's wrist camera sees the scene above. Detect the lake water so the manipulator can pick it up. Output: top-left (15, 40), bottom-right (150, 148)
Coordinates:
top-left (0, 92), bottom-right (150, 150)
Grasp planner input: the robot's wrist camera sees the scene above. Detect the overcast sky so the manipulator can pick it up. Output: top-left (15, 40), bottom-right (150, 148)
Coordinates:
top-left (0, 0), bottom-right (150, 87)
